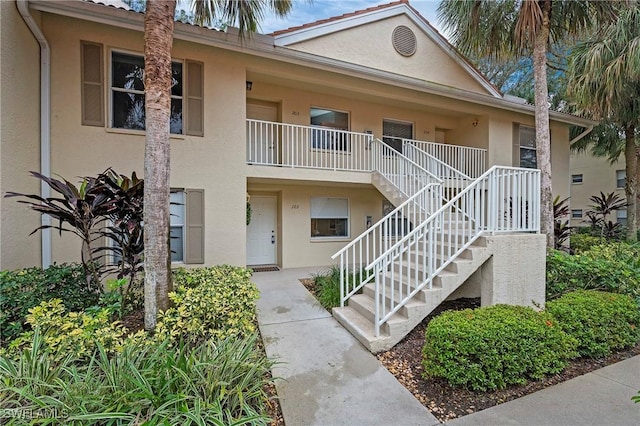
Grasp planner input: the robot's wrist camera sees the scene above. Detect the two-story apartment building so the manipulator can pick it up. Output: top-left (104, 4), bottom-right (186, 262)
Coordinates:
top-left (1, 0), bottom-right (597, 350)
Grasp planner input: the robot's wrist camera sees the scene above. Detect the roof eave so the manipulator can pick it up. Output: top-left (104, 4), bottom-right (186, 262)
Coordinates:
top-left (29, 0), bottom-right (594, 128)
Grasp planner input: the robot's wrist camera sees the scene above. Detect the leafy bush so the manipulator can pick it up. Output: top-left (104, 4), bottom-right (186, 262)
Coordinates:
top-left (155, 265), bottom-right (260, 344)
top-left (546, 243), bottom-right (640, 302)
top-left (0, 332), bottom-right (275, 425)
top-left (569, 233), bottom-right (608, 254)
top-left (7, 299), bottom-right (140, 362)
top-left (422, 305), bottom-right (577, 391)
top-left (0, 263), bottom-right (100, 342)
top-left (546, 290), bottom-right (640, 358)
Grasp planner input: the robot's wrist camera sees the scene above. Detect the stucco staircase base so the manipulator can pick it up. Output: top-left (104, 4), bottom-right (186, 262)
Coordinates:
top-left (332, 235), bottom-right (491, 353)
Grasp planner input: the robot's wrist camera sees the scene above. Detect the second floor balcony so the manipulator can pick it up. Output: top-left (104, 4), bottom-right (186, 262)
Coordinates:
top-left (246, 119), bottom-right (487, 179)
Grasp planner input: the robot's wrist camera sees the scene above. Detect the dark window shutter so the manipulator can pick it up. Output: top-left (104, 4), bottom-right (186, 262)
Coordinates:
top-left (185, 188), bottom-right (205, 263)
top-left (186, 61), bottom-right (204, 136)
top-left (81, 41), bottom-right (104, 126)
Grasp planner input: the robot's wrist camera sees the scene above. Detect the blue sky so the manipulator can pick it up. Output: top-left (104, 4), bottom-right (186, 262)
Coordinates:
top-left (257, 1), bottom-right (443, 35)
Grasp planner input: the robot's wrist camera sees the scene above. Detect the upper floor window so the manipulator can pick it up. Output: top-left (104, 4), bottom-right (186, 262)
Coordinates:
top-left (517, 125), bottom-right (537, 169)
top-left (383, 119), bottom-right (413, 153)
top-left (571, 174), bottom-right (583, 184)
top-left (616, 170), bottom-right (626, 189)
top-left (111, 51), bottom-right (183, 134)
top-left (310, 107), bottom-right (349, 151)
top-left (571, 209), bottom-right (583, 219)
top-left (81, 42), bottom-right (204, 135)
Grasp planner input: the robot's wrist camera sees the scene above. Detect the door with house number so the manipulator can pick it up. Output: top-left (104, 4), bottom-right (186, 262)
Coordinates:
top-left (246, 196), bottom-right (277, 265)
top-left (247, 101), bottom-right (279, 164)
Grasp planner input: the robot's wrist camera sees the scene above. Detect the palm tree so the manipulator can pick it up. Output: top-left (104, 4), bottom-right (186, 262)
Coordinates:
top-left (438, 0), bottom-right (619, 249)
top-left (142, 0), bottom-right (293, 330)
top-left (567, 4), bottom-right (640, 241)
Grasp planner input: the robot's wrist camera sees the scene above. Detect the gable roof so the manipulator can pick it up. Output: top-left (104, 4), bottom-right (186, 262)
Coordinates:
top-left (272, 1), bottom-right (502, 98)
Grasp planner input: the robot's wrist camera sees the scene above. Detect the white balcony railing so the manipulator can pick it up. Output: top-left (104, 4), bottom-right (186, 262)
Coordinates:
top-left (403, 138), bottom-right (486, 178)
top-left (246, 119), bottom-right (373, 171)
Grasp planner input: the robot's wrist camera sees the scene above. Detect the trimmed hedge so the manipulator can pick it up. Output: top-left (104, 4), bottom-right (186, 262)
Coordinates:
top-left (422, 305), bottom-right (577, 391)
top-left (0, 263), bottom-right (99, 342)
top-left (569, 233), bottom-right (608, 254)
top-left (155, 265), bottom-right (260, 344)
top-left (546, 290), bottom-right (640, 358)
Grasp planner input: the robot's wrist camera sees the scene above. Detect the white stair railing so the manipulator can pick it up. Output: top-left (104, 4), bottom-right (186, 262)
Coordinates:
top-left (331, 183), bottom-right (442, 306)
top-left (366, 166), bottom-right (540, 336)
top-left (403, 142), bottom-right (473, 201)
top-left (370, 139), bottom-right (441, 198)
top-left (331, 139), bottom-right (443, 306)
top-left (403, 138), bottom-right (487, 178)
top-left (246, 119), bottom-right (373, 171)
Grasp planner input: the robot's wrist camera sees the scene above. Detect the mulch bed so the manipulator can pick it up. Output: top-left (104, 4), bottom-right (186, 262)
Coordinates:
top-left (300, 278), bottom-right (640, 423)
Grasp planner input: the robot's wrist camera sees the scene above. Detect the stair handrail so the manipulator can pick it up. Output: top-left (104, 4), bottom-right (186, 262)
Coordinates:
top-left (331, 182), bottom-right (442, 305)
top-left (402, 138), bottom-right (487, 178)
top-left (370, 139), bottom-right (442, 196)
top-left (330, 139), bottom-right (444, 307)
top-left (365, 165), bottom-right (541, 335)
top-left (403, 142), bottom-right (471, 180)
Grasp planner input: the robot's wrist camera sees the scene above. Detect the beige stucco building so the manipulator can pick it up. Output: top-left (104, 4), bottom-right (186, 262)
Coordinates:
top-left (1, 0), bottom-right (597, 348)
top-left (569, 152), bottom-right (627, 227)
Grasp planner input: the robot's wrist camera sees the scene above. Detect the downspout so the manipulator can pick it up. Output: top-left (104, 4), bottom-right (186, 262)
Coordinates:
top-left (569, 125), bottom-right (594, 145)
top-left (17, 0), bottom-right (52, 267)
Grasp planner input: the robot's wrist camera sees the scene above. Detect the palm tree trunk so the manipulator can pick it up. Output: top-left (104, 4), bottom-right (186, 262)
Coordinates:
top-left (625, 125), bottom-right (638, 241)
top-left (533, 0), bottom-right (553, 249)
top-left (143, 0), bottom-right (176, 330)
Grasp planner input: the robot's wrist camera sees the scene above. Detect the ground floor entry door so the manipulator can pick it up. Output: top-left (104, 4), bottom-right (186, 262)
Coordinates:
top-left (246, 196), bottom-right (277, 265)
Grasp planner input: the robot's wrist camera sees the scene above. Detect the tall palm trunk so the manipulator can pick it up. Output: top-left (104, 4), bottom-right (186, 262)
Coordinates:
top-left (533, 0), bottom-right (554, 249)
top-left (624, 125), bottom-right (638, 241)
top-left (143, 0), bottom-right (176, 330)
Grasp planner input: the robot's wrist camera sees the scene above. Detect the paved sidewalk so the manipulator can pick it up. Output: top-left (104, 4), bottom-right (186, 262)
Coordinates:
top-left (446, 355), bottom-right (640, 426)
top-left (254, 267), bottom-right (439, 426)
top-left (254, 267), bottom-right (640, 426)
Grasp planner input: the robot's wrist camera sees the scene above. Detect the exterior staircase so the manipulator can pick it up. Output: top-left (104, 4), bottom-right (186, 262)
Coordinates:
top-left (333, 235), bottom-right (491, 352)
top-left (331, 140), bottom-right (540, 353)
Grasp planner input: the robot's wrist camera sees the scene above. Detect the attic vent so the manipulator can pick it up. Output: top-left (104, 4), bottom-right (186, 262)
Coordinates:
top-left (392, 25), bottom-right (416, 57)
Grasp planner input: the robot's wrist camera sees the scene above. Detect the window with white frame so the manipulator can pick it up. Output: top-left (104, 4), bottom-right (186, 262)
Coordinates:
top-left (616, 170), bottom-right (626, 189)
top-left (571, 209), bottom-right (583, 219)
top-left (170, 190), bottom-right (185, 262)
top-left (111, 51), bottom-right (183, 134)
top-left (617, 208), bottom-right (627, 225)
top-left (571, 174), bottom-right (583, 184)
top-left (310, 197), bottom-right (349, 238)
top-left (518, 125), bottom-right (537, 168)
top-left (310, 107), bottom-right (349, 151)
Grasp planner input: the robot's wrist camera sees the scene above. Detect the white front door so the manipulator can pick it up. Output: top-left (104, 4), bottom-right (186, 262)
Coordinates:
top-left (246, 196), bottom-right (277, 265)
top-left (247, 102), bottom-right (279, 164)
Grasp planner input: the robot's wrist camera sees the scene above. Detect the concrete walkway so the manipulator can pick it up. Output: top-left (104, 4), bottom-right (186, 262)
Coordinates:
top-left (254, 267), bottom-right (640, 426)
top-left (254, 267), bottom-right (439, 426)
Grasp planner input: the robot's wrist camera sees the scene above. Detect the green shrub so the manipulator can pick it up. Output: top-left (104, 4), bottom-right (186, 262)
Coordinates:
top-left (312, 266), bottom-right (367, 310)
top-left (546, 244), bottom-right (640, 302)
top-left (0, 263), bottom-right (100, 342)
top-left (422, 305), bottom-right (577, 391)
top-left (569, 233), bottom-right (608, 254)
top-left (0, 332), bottom-right (275, 425)
top-left (6, 299), bottom-right (141, 362)
top-left (546, 290), bottom-right (640, 358)
top-left (155, 265), bottom-right (260, 344)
